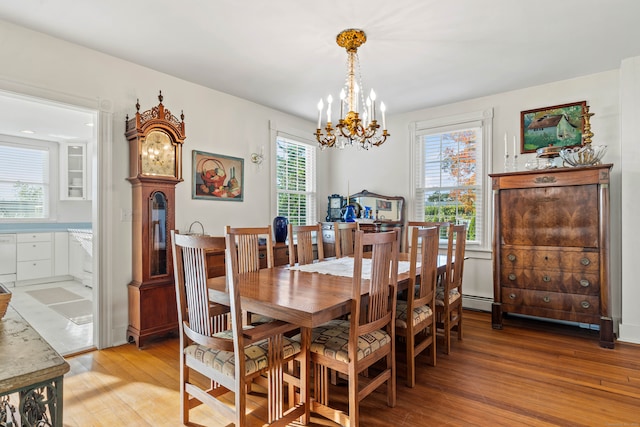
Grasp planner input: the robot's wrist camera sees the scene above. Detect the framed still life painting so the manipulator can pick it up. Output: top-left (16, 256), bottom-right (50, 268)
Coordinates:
top-left (520, 101), bottom-right (586, 153)
top-left (192, 150), bottom-right (244, 201)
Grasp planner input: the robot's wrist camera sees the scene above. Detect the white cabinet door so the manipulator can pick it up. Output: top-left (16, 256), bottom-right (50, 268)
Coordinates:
top-left (60, 142), bottom-right (88, 200)
top-left (68, 235), bottom-right (84, 280)
top-left (54, 232), bottom-right (69, 276)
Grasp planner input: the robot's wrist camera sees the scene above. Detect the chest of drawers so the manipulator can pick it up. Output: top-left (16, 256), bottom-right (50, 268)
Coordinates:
top-left (489, 165), bottom-right (613, 348)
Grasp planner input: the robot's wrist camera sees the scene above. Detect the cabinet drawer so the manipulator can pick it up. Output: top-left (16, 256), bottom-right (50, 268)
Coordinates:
top-left (501, 247), bottom-right (599, 272)
top-left (206, 250), bottom-right (225, 278)
top-left (501, 287), bottom-right (599, 315)
top-left (17, 259), bottom-right (52, 280)
top-left (17, 241), bottom-right (52, 261)
top-left (501, 269), bottom-right (600, 295)
top-left (17, 232), bottom-right (52, 243)
top-left (273, 245), bottom-right (290, 266)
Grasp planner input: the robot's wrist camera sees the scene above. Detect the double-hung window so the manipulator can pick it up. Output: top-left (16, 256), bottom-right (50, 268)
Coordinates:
top-left (0, 139), bottom-right (52, 219)
top-left (275, 133), bottom-right (317, 226)
top-left (411, 109), bottom-right (492, 247)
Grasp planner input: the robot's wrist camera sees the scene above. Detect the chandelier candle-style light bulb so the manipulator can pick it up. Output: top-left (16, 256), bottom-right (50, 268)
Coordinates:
top-left (314, 28), bottom-right (390, 149)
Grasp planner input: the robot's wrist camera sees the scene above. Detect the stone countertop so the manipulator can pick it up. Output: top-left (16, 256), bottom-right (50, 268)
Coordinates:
top-left (0, 222), bottom-right (91, 234)
top-left (0, 306), bottom-right (70, 394)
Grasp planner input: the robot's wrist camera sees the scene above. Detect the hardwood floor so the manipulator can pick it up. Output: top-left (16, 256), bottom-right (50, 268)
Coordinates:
top-left (62, 310), bottom-right (640, 426)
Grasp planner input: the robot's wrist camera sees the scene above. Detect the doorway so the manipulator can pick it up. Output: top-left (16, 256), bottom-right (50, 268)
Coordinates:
top-left (0, 90), bottom-right (99, 356)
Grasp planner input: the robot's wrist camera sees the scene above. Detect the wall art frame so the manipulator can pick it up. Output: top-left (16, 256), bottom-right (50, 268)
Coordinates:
top-left (520, 101), bottom-right (586, 153)
top-left (192, 150), bottom-right (244, 201)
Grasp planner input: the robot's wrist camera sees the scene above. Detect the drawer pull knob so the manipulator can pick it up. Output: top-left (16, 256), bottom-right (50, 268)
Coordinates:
top-left (509, 293), bottom-right (516, 300)
top-left (543, 296), bottom-right (551, 303)
top-left (581, 301), bottom-right (591, 309)
top-left (579, 279), bottom-right (590, 287)
top-left (580, 257), bottom-right (590, 266)
top-left (507, 254), bottom-right (516, 262)
top-left (544, 256), bottom-right (549, 261)
top-left (259, 253), bottom-right (265, 259)
top-left (508, 273), bottom-right (516, 281)
top-left (543, 275), bottom-right (551, 282)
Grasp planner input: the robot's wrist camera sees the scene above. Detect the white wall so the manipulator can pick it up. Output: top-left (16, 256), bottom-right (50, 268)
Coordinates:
top-left (0, 20), bottom-right (322, 347)
top-left (619, 56), bottom-right (640, 344)
top-left (328, 70), bottom-right (625, 333)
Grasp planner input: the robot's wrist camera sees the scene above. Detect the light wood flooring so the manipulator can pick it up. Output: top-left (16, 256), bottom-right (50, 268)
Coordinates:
top-left (62, 310), bottom-right (640, 426)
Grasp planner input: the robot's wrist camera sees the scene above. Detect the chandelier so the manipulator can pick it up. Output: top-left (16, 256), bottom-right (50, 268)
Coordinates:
top-left (315, 29), bottom-right (389, 150)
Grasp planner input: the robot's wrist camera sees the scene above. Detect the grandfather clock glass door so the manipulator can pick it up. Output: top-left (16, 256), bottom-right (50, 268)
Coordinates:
top-left (150, 191), bottom-right (167, 277)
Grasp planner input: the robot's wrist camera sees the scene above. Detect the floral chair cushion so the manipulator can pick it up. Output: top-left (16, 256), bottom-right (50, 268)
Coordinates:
top-left (435, 286), bottom-right (461, 306)
top-left (310, 319), bottom-right (391, 364)
top-left (395, 300), bottom-right (433, 328)
top-left (185, 329), bottom-right (301, 378)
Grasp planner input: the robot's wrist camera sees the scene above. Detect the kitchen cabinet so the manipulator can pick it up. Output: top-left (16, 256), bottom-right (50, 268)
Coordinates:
top-left (60, 142), bottom-right (88, 200)
top-left (489, 165), bottom-right (613, 348)
top-left (16, 233), bottom-right (52, 282)
top-left (54, 232), bottom-right (69, 276)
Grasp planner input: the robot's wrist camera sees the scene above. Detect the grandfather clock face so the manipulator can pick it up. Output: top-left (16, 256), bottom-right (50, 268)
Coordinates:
top-left (141, 130), bottom-right (176, 177)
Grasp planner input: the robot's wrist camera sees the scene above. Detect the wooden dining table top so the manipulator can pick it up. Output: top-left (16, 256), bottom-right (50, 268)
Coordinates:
top-left (207, 253), bottom-right (450, 329)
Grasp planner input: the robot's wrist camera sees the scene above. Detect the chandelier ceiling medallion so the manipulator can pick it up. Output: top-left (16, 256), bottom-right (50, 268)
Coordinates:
top-left (315, 29), bottom-right (389, 150)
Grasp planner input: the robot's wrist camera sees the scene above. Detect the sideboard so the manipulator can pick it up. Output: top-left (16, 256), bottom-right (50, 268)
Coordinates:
top-left (489, 164), bottom-right (614, 348)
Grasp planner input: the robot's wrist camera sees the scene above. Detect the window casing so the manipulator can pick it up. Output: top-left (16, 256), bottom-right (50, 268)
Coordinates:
top-left (275, 134), bottom-right (317, 226)
top-left (411, 109), bottom-right (492, 248)
top-left (0, 138), bottom-right (56, 220)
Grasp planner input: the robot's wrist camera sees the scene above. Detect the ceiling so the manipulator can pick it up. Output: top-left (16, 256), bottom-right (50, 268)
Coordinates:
top-left (1, 0), bottom-right (640, 140)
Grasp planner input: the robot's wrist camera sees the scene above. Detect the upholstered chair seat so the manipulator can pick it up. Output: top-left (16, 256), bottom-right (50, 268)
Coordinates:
top-left (310, 319), bottom-right (392, 364)
top-left (185, 329), bottom-right (301, 378)
top-left (395, 300), bottom-right (433, 329)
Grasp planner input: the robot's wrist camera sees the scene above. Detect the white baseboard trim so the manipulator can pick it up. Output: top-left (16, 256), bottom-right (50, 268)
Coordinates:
top-left (462, 295), bottom-right (492, 312)
top-left (618, 322), bottom-right (640, 344)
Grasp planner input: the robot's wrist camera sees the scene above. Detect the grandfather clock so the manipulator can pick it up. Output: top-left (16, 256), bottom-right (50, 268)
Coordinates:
top-left (125, 91), bottom-right (185, 347)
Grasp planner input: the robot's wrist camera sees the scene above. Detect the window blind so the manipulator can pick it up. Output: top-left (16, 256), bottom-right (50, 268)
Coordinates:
top-left (0, 143), bottom-right (50, 218)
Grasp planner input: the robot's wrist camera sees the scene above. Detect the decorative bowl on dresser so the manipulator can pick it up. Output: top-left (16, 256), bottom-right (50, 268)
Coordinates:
top-left (489, 164), bottom-right (614, 348)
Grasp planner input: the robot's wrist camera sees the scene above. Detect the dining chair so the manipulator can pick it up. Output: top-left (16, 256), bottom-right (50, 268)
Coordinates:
top-left (310, 229), bottom-right (399, 426)
top-left (288, 223), bottom-right (324, 266)
top-left (333, 221), bottom-right (359, 258)
top-left (436, 224), bottom-right (467, 354)
top-left (225, 225), bottom-right (273, 324)
top-left (395, 226), bottom-right (438, 387)
top-left (404, 221), bottom-right (450, 252)
top-left (171, 231), bottom-right (302, 426)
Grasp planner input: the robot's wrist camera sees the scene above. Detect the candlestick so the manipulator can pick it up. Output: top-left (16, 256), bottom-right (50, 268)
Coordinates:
top-left (317, 99), bottom-right (323, 129)
top-left (504, 132), bottom-right (508, 155)
top-left (513, 136), bottom-right (517, 157)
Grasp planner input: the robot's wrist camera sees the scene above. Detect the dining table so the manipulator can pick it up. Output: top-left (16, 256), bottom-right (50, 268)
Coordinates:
top-left (206, 253), bottom-right (450, 425)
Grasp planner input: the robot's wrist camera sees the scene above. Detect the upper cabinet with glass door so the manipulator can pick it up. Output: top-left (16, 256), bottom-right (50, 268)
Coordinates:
top-left (60, 142), bottom-right (89, 200)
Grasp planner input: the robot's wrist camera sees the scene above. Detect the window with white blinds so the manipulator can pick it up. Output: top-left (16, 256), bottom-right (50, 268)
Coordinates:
top-left (412, 109), bottom-right (492, 247)
top-left (0, 142), bottom-right (50, 219)
top-left (275, 135), bottom-right (316, 226)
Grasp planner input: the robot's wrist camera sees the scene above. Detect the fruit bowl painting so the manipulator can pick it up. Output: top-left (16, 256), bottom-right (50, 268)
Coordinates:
top-left (192, 150), bottom-right (244, 201)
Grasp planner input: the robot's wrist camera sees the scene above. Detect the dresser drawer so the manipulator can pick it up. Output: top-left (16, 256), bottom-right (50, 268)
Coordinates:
top-left (205, 249), bottom-right (225, 278)
top-left (17, 241), bottom-right (52, 261)
top-left (501, 269), bottom-right (600, 295)
top-left (17, 259), bottom-right (52, 280)
top-left (501, 247), bottom-right (599, 272)
top-left (501, 287), bottom-right (599, 316)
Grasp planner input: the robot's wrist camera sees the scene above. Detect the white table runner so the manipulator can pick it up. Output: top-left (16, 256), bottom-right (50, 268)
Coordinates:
top-left (287, 257), bottom-right (415, 280)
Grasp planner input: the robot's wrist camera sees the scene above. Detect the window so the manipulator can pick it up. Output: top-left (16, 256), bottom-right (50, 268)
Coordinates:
top-left (411, 109), bottom-right (492, 247)
top-left (275, 134), bottom-right (317, 226)
top-left (0, 140), bottom-right (52, 219)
